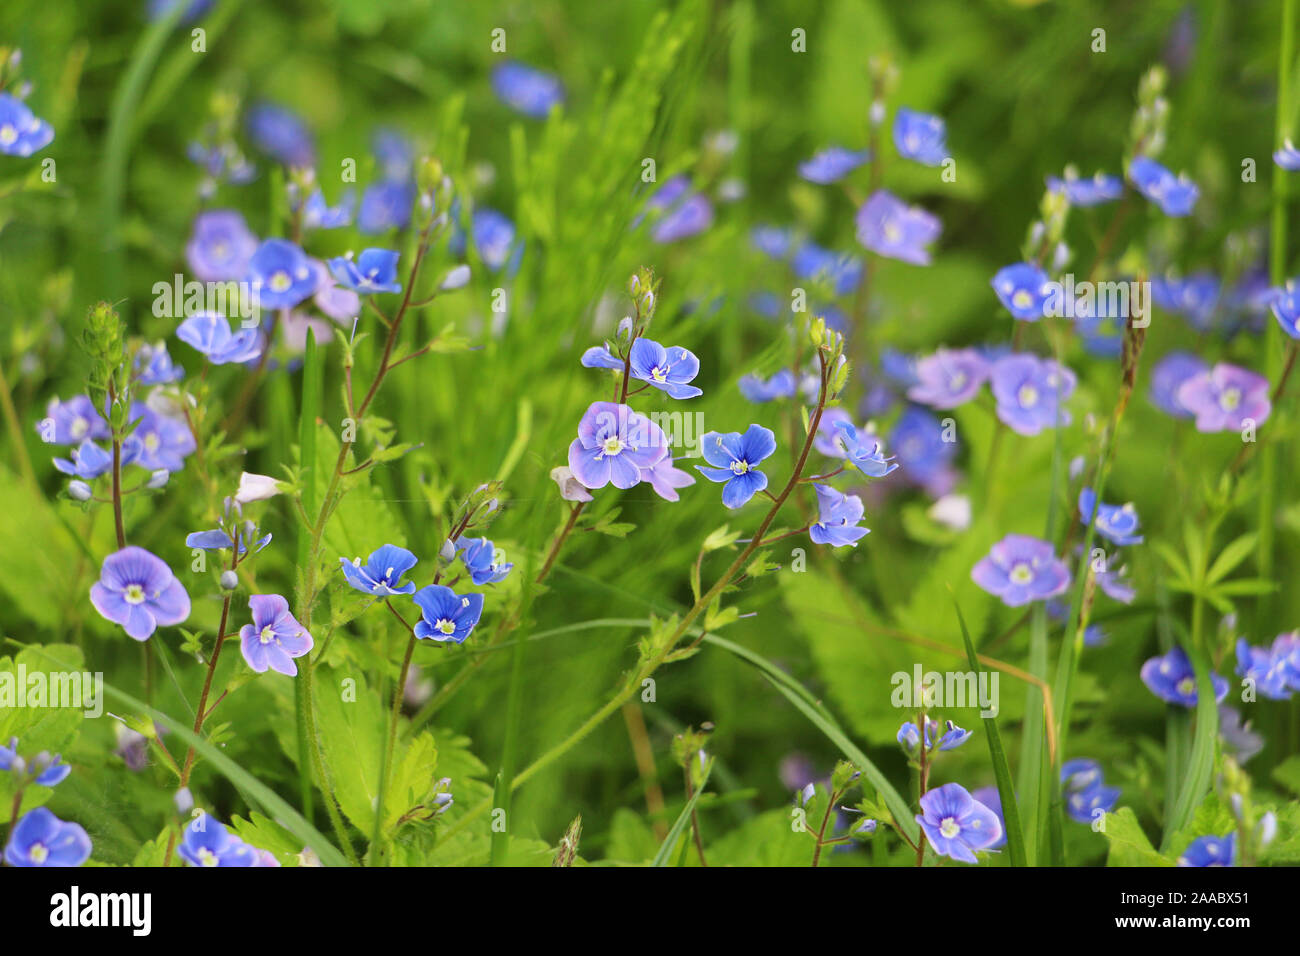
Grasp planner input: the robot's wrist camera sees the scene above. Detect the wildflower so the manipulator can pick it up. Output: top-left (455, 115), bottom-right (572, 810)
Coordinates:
top-left (358, 179), bottom-right (415, 233)
top-left (893, 107), bottom-right (947, 166)
top-left (176, 312), bottom-right (263, 365)
top-left (1274, 139), bottom-right (1300, 170)
top-left (340, 544), bottom-right (419, 596)
top-left (915, 783), bottom-right (1002, 864)
top-left (1235, 635), bottom-right (1297, 700)
top-left (185, 524), bottom-right (270, 554)
top-left (456, 537), bottom-right (513, 585)
top-left (311, 260), bottom-right (361, 322)
top-left (811, 408), bottom-right (855, 458)
top-left (178, 819), bottom-right (256, 867)
top-left (937, 720), bottom-right (971, 750)
top-left (3, 808), bottom-right (91, 867)
top-left (238, 594), bottom-right (313, 676)
top-left (38, 395), bottom-right (109, 445)
top-left (0, 91), bottom-right (54, 157)
top-left (441, 264), bottom-right (471, 290)
top-left (1219, 705), bottom-right (1264, 763)
top-left (645, 176), bottom-right (714, 244)
top-left (328, 248), bottom-right (402, 295)
top-left (53, 440), bottom-right (114, 480)
top-left (1152, 273), bottom-right (1220, 332)
top-left (990, 353), bottom-right (1077, 436)
top-left (1046, 170), bottom-right (1123, 206)
top-left (1140, 646), bottom-right (1229, 707)
top-left (411, 584), bottom-right (484, 644)
top-left (855, 189), bottom-right (941, 265)
top-left (1078, 488), bottom-right (1143, 546)
top-left (491, 62), bottom-right (564, 118)
top-left (739, 369), bottom-right (797, 403)
top-left (907, 348), bottom-right (990, 409)
top-left (126, 404), bottom-right (196, 472)
top-left (1066, 783), bottom-right (1121, 823)
top-left (134, 341), bottom-right (184, 385)
top-left (302, 188), bottom-right (354, 230)
top-left (834, 421), bottom-right (898, 477)
top-left (90, 546), bottom-right (190, 641)
top-left (629, 338), bottom-right (702, 398)
top-left (234, 471), bottom-right (282, 504)
top-left (185, 209), bottom-right (258, 283)
top-left (568, 402), bottom-right (669, 490)
top-left (0, 739), bottom-right (70, 787)
top-left (798, 146), bottom-right (870, 184)
top-left (246, 238), bottom-right (317, 310)
top-left (465, 207), bottom-right (521, 272)
top-left (1178, 833), bottom-right (1235, 867)
top-left (971, 534), bottom-right (1070, 607)
top-left (696, 424), bottom-right (777, 508)
top-left (890, 406), bottom-right (955, 492)
top-left (1269, 279), bottom-right (1300, 337)
top-left (1148, 351), bottom-right (1209, 418)
top-left (791, 242), bottom-right (863, 296)
top-left (751, 225), bottom-right (794, 258)
top-left (897, 718), bottom-right (937, 751)
top-left (642, 457), bottom-right (696, 502)
top-left (550, 465), bottom-right (593, 503)
top-left (992, 263), bottom-right (1052, 321)
top-left (245, 102), bottom-right (314, 168)
top-left (969, 787), bottom-right (1008, 849)
top-left (67, 481), bottom-right (92, 501)
top-left (1128, 156), bottom-right (1198, 216)
top-left (809, 484), bottom-right (869, 547)
top-left (1176, 362), bottom-right (1271, 433)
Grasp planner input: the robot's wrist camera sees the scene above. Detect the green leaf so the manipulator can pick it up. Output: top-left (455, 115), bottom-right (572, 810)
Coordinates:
top-left (1104, 808), bottom-right (1173, 867)
top-left (651, 760), bottom-right (713, 866)
top-left (1205, 533), bottom-right (1258, 584)
top-left (1162, 645), bottom-right (1219, 850)
top-left (314, 666), bottom-right (386, 834)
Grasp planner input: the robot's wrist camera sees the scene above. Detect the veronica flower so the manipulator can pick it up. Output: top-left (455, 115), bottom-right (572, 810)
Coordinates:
top-left (179, 819), bottom-right (256, 867)
top-left (412, 584), bottom-right (484, 644)
top-left (0, 739), bottom-right (70, 787)
top-left (907, 348), bottom-right (990, 409)
top-left (186, 140), bottom-right (256, 188)
top-left (798, 146), bottom-right (870, 184)
top-left (897, 718), bottom-right (938, 751)
top-left (1274, 139), bottom-right (1300, 171)
top-left (1152, 273), bottom-right (1220, 332)
top-left (855, 189), bottom-right (941, 265)
top-left (185, 209), bottom-right (258, 283)
top-left (990, 353), bottom-right (1077, 436)
top-left (245, 102), bottom-right (314, 168)
top-left (1128, 156), bottom-right (1198, 217)
top-left (310, 260), bottom-right (361, 322)
top-left (1176, 363), bottom-right (1271, 433)
top-left (1046, 170), bottom-right (1123, 206)
top-left (1178, 833), bottom-right (1235, 867)
top-left (642, 457), bottom-right (696, 502)
top-left (1066, 782), bottom-right (1122, 823)
top-left (466, 207), bottom-right (521, 272)
top-left (358, 179), bottom-right (415, 234)
top-left (550, 465), bottom-right (594, 503)
top-left (1060, 758), bottom-right (1104, 794)
top-left (90, 546), bottom-right (190, 641)
top-left (1140, 646), bottom-right (1229, 707)
top-left (645, 176), bottom-right (714, 244)
top-left (937, 720), bottom-right (971, 750)
top-left (791, 242), bottom-right (863, 297)
top-left (126, 403), bottom-right (196, 472)
top-left (186, 527), bottom-right (271, 555)
top-left (696, 425), bottom-right (776, 508)
top-left (811, 408), bottom-right (854, 458)
top-left (1269, 279), bottom-right (1300, 337)
top-left (1078, 488), bottom-right (1143, 546)
top-left (456, 537), bottom-right (513, 585)
top-left (809, 484), bottom-right (869, 548)
top-left (1218, 705), bottom-right (1264, 763)
top-left (176, 312), bottom-right (263, 365)
top-left (1235, 636), bottom-right (1295, 700)
top-left (0, 92), bottom-right (54, 157)
top-left (834, 421), bottom-right (897, 477)
top-left (915, 783), bottom-right (1002, 864)
top-left (1091, 551), bottom-right (1137, 604)
top-left (890, 405), bottom-right (955, 494)
top-left (992, 263), bottom-right (1052, 321)
top-left (491, 61), bottom-right (564, 118)
top-left (134, 341), bottom-right (184, 385)
top-left (568, 401), bottom-right (669, 490)
top-left (238, 594), bottom-right (313, 676)
top-left (302, 188), bottom-right (354, 230)
top-left (39, 395), bottom-right (109, 445)
top-left (328, 248), bottom-right (402, 295)
top-left (970, 787), bottom-right (1008, 849)
top-left (53, 440), bottom-right (113, 480)
top-left (1148, 351), bottom-right (1209, 418)
top-left (628, 338), bottom-right (702, 398)
top-left (3, 808), bottom-right (90, 867)
top-left (739, 369), bottom-right (797, 403)
top-left (246, 238), bottom-right (317, 310)
top-left (751, 225), bottom-right (794, 258)
top-left (892, 107), bottom-right (948, 166)
top-left (340, 544), bottom-right (418, 596)
top-left (971, 534), bottom-right (1070, 607)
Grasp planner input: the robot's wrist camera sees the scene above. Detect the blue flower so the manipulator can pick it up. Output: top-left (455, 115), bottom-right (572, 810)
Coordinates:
top-left (644, 176), bottom-right (714, 244)
top-left (1235, 636), bottom-right (1296, 700)
top-left (328, 248), bottom-right (402, 295)
top-left (1178, 833), bottom-right (1235, 867)
top-left (39, 395), bottom-right (109, 445)
top-left (971, 534), bottom-right (1070, 607)
top-left (751, 225), bottom-right (794, 258)
top-left (893, 107), bottom-right (947, 166)
top-left (1078, 488), bottom-right (1144, 546)
top-left (53, 440), bottom-right (114, 480)
top-left (1274, 139), bottom-right (1300, 170)
top-left (628, 338), bottom-right (702, 399)
top-left (491, 62), bottom-right (564, 118)
top-left (696, 425), bottom-right (777, 508)
top-left (907, 347), bottom-right (990, 410)
top-left (89, 546), bottom-right (191, 641)
top-left (1149, 351), bottom-right (1209, 419)
top-left (834, 421), bottom-right (898, 478)
top-left (809, 484), bottom-right (869, 548)
top-left (3, 808), bottom-right (90, 867)
top-left (302, 188), bottom-right (355, 230)
top-left (890, 406), bottom-right (954, 490)
top-left (990, 354), bottom-right (1077, 436)
top-left (0, 739), bottom-right (71, 787)
top-left (856, 189), bottom-right (941, 265)
top-left (179, 819), bottom-right (256, 867)
top-left (186, 209), bottom-right (258, 283)
top-left (992, 262), bottom-right (1052, 321)
top-left (739, 369), bottom-right (797, 403)
top-left (1269, 279), bottom-right (1300, 338)
top-left (970, 787), bottom-right (1008, 849)
top-left (358, 179), bottom-right (415, 234)
top-left (126, 403), bottom-right (196, 473)
top-left (568, 401), bottom-right (670, 490)
top-left (247, 238), bottom-right (317, 310)
top-left (176, 312), bottom-right (263, 365)
top-left (1060, 758), bottom-right (1105, 794)
top-left (1128, 156), bottom-right (1198, 217)
top-left (134, 341), bottom-right (184, 385)
top-left (245, 102), bottom-right (314, 168)
top-left (1046, 170), bottom-right (1123, 206)
top-left (339, 544), bottom-right (419, 597)
top-left (1066, 782), bottom-right (1121, 823)
top-left (239, 594), bottom-right (313, 676)
top-left (1140, 646), bottom-right (1229, 708)
top-left (897, 718), bottom-right (937, 751)
top-left (1152, 273), bottom-right (1220, 332)
top-left (456, 537), bottom-right (513, 585)
top-left (791, 242), bottom-right (862, 297)
top-left (915, 783), bottom-right (1002, 864)
top-left (937, 720), bottom-right (971, 751)
top-left (798, 146), bottom-right (870, 184)
top-left (465, 207), bottom-right (522, 272)
top-left (186, 528), bottom-right (271, 555)
top-left (643, 457), bottom-right (696, 502)
top-left (0, 92), bottom-right (54, 157)
top-left (412, 584), bottom-right (484, 644)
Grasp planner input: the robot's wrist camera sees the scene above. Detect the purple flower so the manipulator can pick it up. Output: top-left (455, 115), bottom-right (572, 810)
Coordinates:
top-left (937, 720), bottom-right (971, 750)
top-left (567, 402), bottom-right (669, 490)
top-left (969, 787), bottom-right (1008, 849)
top-left (1066, 783), bottom-right (1122, 823)
top-left (628, 338), bottom-right (702, 399)
top-left (892, 107), bottom-right (948, 166)
top-left (550, 466), bottom-right (593, 503)
top-left (0, 92), bottom-right (54, 157)
top-left (1089, 550), bottom-right (1137, 604)
top-left (90, 546), bottom-right (190, 641)
top-left (176, 312), bottom-right (263, 365)
top-left (645, 177), bottom-right (714, 244)
top-left (1269, 279), bottom-right (1300, 338)
top-left (1219, 705), bottom-right (1264, 763)
top-left (245, 102), bottom-right (314, 168)
top-left (1152, 273), bottom-right (1220, 332)
top-left (53, 440), bottom-right (113, 480)
top-left (3, 808), bottom-right (90, 867)
top-left (358, 180), bottom-right (415, 234)
top-left (834, 420), bottom-right (898, 478)
top-left (855, 190), bottom-right (941, 265)
top-left (890, 405), bottom-right (955, 493)
top-left (812, 408), bottom-right (855, 458)
top-left (1178, 833), bottom-right (1235, 867)
top-left (1129, 156), bottom-right (1198, 217)
top-left (246, 238), bottom-right (317, 310)
top-left (1235, 635), bottom-right (1296, 700)
top-left (907, 348), bottom-right (990, 409)
top-left (897, 718), bottom-right (937, 751)
top-left (739, 369), bottom-right (797, 403)
top-left (238, 594), bottom-right (313, 676)
top-left (186, 527), bottom-right (271, 555)
top-left (1176, 362), bottom-right (1271, 433)
top-left (1046, 170), bottom-right (1123, 206)
top-left (791, 242), bottom-right (862, 297)
top-left (339, 544), bottom-right (418, 596)
top-left (990, 353), bottom-right (1076, 436)
top-left (696, 425), bottom-right (776, 508)
top-left (328, 248), bottom-right (402, 295)
top-left (38, 395), bottom-right (109, 445)
top-left (127, 403), bottom-right (196, 472)
top-left (915, 783), bottom-right (1002, 864)
top-left (1274, 139), bottom-right (1300, 171)
top-left (134, 341), bottom-right (184, 385)
top-left (992, 263), bottom-right (1052, 321)
top-left (491, 62), bottom-right (564, 118)
top-left (642, 457), bottom-right (696, 502)
top-left (1140, 646), bottom-right (1229, 708)
top-left (411, 584), bottom-right (484, 644)
top-left (751, 225), bottom-right (794, 258)
top-left (466, 207), bottom-right (521, 272)
top-left (0, 740), bottom-right (70, 787)
top-left (799, 145), bottom-right (870, 184)
top-left (302, 188), bottom-right (354, 230)
top-left (185, 210), bottom-right (258, 283)
top-left (809, 484), bottom-right (869, 548)
top-left (1060, 758), bottom-right (1104, 793)
top-left (179, 819), bottom-right (256, 867)
top-left (971, 534), bottom-right (1070, 607)
top-left (1078, 487), bottom-right (1143, 546)
top-left (1149, 351), bottom-right (1209, 418)
top-left (456, 537), bottom-right (513, 585)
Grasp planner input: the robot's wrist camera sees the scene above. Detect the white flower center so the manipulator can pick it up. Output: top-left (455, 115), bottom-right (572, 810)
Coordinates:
top-left (436, 619), bottom-right (456, 635)
top-left (1018, 384), bottom-right (1039, 408)
top-left (1009, 563), bottom-right (1033, 585)
top-left (0, 125), bottom-right (16, 145)
top-left (1012, 289), bottom-right (1033, 310)
top-left (270, 270), bottom-right (292, 293)
top-left (1219, 387), bottom-right (1241, 411)
top-left (939, 817), bottom-right (961, 839)
top-left (601, 436), bottom-right (624, 456)
top-left (125, 584), bottom-right (146, 605)
top-left (259, 625), bottom-right (276, 645)
top-left (198, 848), bottom-right (219, 867)
top-left (29, 842), bottom-right (48, 863)
top-left (730, 460), bottom-right (750, 475)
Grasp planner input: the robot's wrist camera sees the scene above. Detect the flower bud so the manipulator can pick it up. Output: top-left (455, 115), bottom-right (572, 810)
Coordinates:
top-left (220, 570), bottom-right (239, 591)
top-left (148, 469), bottom-right (170, 489)
top-left (68, 480), bottom-right (92, 501)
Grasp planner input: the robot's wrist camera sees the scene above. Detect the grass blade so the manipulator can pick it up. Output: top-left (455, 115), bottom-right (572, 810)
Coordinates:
top-left (651, 761), bottom-right (713, 866)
